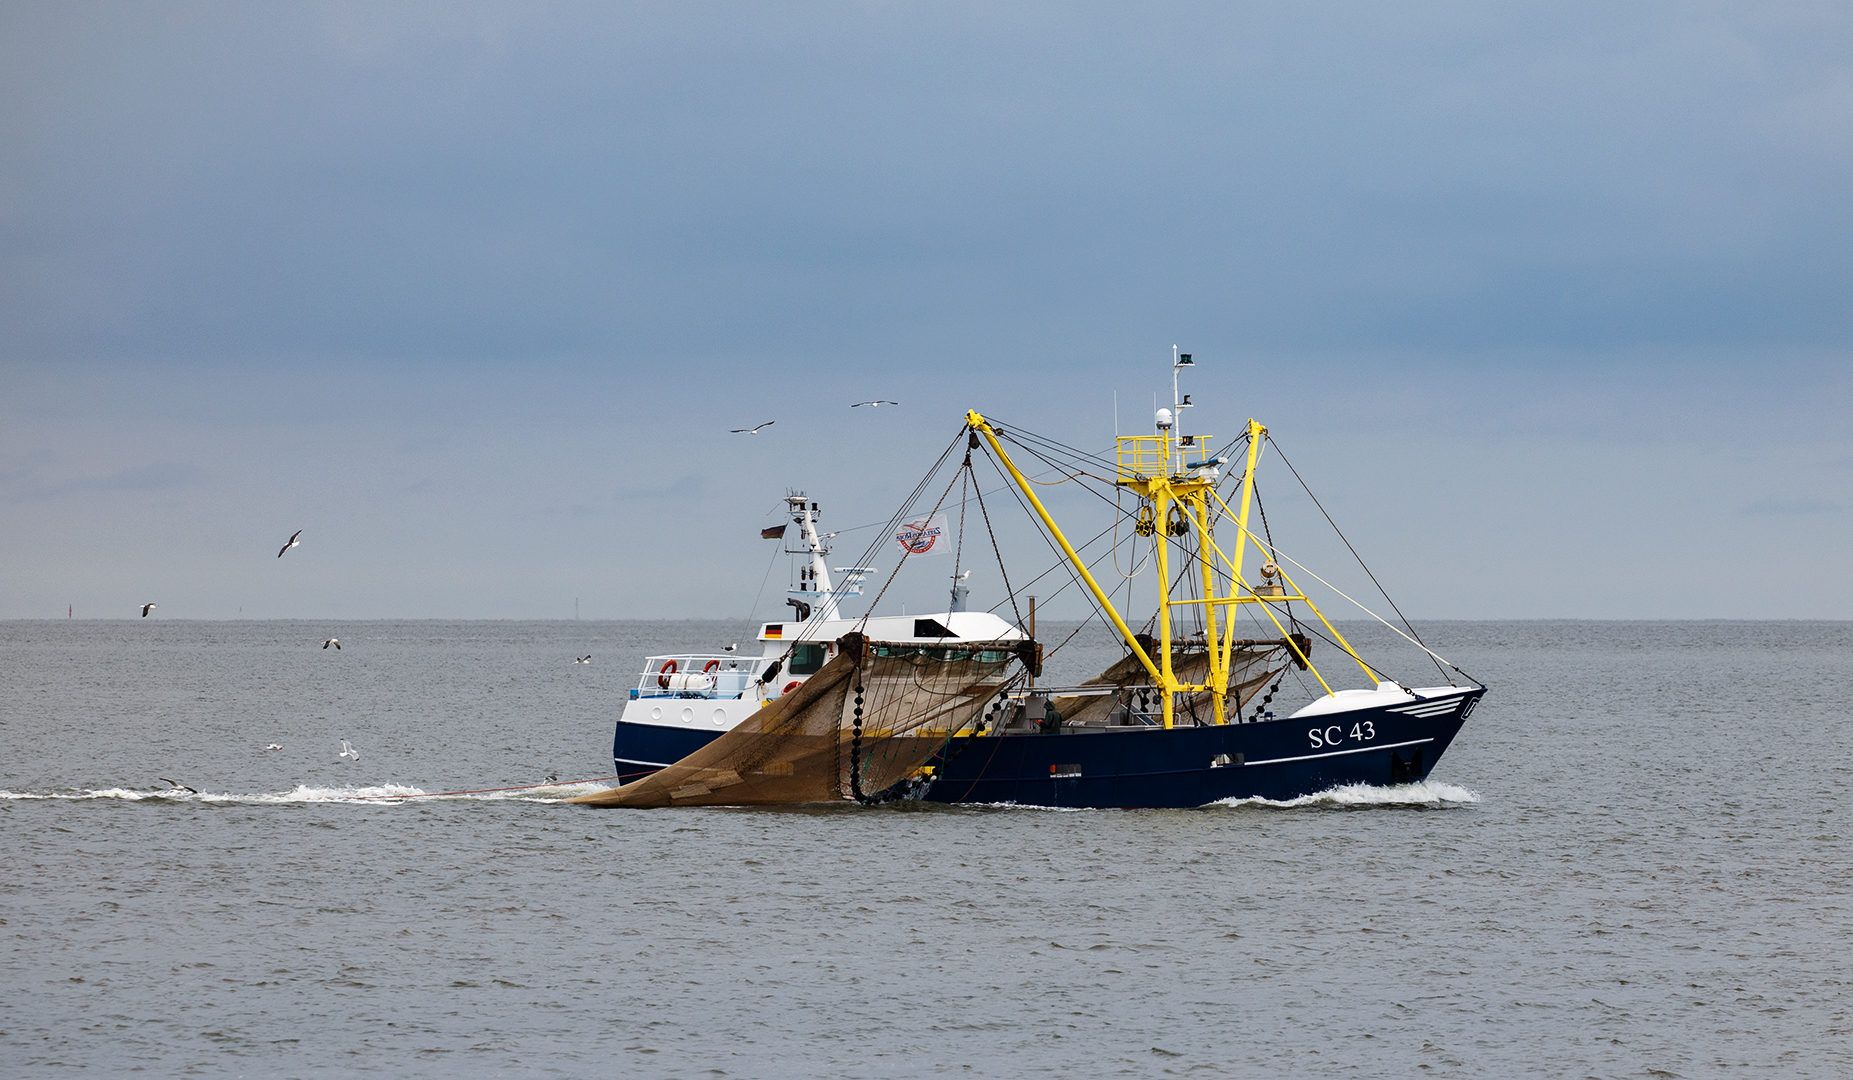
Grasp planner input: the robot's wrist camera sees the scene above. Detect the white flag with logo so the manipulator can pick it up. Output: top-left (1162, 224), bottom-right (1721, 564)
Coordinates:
top-left (894, 513), bottom-right (951, 557)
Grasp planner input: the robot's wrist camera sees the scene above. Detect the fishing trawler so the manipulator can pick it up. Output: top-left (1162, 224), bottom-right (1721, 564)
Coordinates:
top-left (576, 354), bottom-right (1483, 809)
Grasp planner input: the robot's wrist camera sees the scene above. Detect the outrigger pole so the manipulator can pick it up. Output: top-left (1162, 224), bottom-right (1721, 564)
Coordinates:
top-left (970, 391), bottom-right (1357, 729)
top-left (967, 411), bottom-right (1163, 687)
top-left (969, 407), bottom-right (1211, 728)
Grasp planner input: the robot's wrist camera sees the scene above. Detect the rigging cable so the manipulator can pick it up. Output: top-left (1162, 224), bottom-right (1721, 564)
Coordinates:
top-left (951, 458), bottom-right (971, 588)
top-left (838, 429), bottom-right (964, 628)
top-left (977, 448), bottom-right (1098, 618)
top-left (1250, 481), bottom-right (1301, 636)
top-left (1111, 485), bottom-right (1149, 580)
top-left (974, 447), bottom-right (1136, 642)
top-left (1244, 540), bottom-right (1482, 686)
top-left (1266, 434), bottom-right (1452, 684)
top-left (969, 453), bottom-right (1024, 632)
top-left (856, 439), bottom-right (972, 624)
top-left (991, 429), bottom-right (1168, 628)
top-left (980, 516), bottom-right (1121, 618)
top-left (970, 445), bottom-right (1150, 665)
top-left (739, 539), bottom-right (784, 638)
top-left (978, 415), bottom-right (1122, 475)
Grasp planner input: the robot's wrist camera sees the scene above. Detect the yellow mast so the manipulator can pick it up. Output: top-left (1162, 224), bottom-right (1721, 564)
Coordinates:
top-left (1152, 484), bottom-right (1173, 727)
top-left (970, 394), bottom-right (1349, 730)
top-left (1218, 419), bottom-right (1266, 708)
top-left (1193, 491), bottom-right (1223, 725)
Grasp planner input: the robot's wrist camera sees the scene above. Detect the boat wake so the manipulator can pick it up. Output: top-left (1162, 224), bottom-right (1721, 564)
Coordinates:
top-left (944, 780), bottom-right (1480, 813)
top-left (1209, 779), bottom-right (1481, 810)
top-left (0, 781), bottom-right (610, 805)
top-left (3, 779), bottom-right (1477, 810)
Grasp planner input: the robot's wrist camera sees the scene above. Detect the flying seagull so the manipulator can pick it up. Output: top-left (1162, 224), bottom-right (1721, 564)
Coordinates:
top-left (574, 654), bottom-right (591, 664)
top-left (278, 529), bottom-right (302, 558)
top-left (730, 421), bottom-right (775, 434)
top-left (157, 777), bottom-right (198, 794)
top-left (852, 400), bottom-right (899, 408)
top-left (141, 603), bottom-right (157, 617)
top-left (339, 739), bottom-right (360, 762)
top-left (545, 772), bottom-right (560, 784)
top-left (323, 638), bottom-right (340, 650)
top-left (723, 643), bottom-right (738, 653)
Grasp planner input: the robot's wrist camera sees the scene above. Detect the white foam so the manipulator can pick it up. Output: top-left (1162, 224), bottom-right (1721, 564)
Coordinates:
top-left (950, 782), bottom-right (1479, 813)
top-left (1, 787), bottom-right (167, 801)
top-left (0, 780), bottom-right (610, 805)
top-left (236, 783), bottom-right (432, 803)
top-left (1209, 779), bottom-right (1481, 809)
top-left (957, 800), bottom-right (1093, 812)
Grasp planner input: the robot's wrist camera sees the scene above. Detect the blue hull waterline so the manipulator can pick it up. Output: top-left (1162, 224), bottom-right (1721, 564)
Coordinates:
top-left (612, 687), bottom-right (1481, 808)
top-left (921, 689), bottom-right (1481, 808)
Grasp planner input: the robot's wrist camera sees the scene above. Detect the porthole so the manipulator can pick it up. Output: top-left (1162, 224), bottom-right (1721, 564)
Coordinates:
top-left (650, 706), bottom-right (663, 721)
top-left (712, 709), bottom-right (727, 726)
top-left (680, 707), bottom-right (695, 724)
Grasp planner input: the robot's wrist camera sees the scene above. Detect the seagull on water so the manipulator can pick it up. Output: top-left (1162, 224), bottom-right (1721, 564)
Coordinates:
top-left (323, 638), bottom-right (340, 650)
top-left (264, 744), bottom-right (283, 751)
top-left (545, 772), bottom-right (560, 784)
top-left (339, 739), bottom-right (360, 762)
top-left (277, 529), bottom-right (302, 558)
top-left (141, 603), bottom-right (157, 617)
top-left (157, 777), bottom-right (198, 794)
top-left (851, 400), bottom-right (899, 408)
top-left (730, 421), bottom-right (775, 434)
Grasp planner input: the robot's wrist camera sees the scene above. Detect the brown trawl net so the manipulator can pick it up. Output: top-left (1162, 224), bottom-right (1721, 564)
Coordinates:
top-left (570, 633), bottom-right (1023, 807)
top-left (1048, 641), bottom-right (1289, 727)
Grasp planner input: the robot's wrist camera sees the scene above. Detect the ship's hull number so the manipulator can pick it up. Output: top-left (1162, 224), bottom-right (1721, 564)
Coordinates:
top-left (1308, 721), bottom-right (1375, 749)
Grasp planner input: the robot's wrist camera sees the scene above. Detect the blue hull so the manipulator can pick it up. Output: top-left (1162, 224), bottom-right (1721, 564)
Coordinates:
top-left (613, 689), bottom-right (1482, 808)
top-left (922, 689), bottom-right (1482, 808)
top-left (611, 721), bottom-right (724, 785)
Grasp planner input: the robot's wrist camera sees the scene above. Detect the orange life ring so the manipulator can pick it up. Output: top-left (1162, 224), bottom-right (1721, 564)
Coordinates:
top-left (702, 659), bottom-right (723, 673)
top-left (782, 680), bottom-right (801, 695)
top-left (657, 659), bottom-right (678, 688)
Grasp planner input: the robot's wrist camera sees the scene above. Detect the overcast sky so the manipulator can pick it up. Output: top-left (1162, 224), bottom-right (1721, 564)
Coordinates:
top-left (3, 1), bottom-right (1849, 621)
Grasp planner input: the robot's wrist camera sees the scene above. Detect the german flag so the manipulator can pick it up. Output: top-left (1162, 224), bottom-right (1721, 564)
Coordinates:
top-left (762, 525), bottom-right (787, 540)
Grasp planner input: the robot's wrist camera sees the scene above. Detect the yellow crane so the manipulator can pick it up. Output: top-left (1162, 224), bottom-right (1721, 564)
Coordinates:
top-left (966, 409), bottom-right (1377, 728)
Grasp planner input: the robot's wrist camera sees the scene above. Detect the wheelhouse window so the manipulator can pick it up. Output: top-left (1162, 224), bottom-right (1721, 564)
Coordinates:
top-left (789, 642), bottom-right (828, 675)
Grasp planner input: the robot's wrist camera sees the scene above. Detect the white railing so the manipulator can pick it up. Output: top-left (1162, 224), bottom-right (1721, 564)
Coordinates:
top-left (633, 655), bottom-right (757, 699)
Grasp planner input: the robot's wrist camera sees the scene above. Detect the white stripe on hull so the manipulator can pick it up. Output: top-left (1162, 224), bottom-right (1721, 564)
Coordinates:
top-left (1244, 737), bottom-right (1433, 768)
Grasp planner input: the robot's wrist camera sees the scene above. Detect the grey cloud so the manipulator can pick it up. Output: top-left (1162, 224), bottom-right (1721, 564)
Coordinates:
top-left (6, 463), bottom-right (206, 503)
top-left (2, 3), bottom-right (1849, 366)
top-left (1739, 496), bottom-right (1844, 516)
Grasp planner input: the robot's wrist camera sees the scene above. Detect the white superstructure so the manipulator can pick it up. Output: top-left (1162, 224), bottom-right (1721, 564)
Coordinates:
top-left (617, 492), bottom-right (1026, 745)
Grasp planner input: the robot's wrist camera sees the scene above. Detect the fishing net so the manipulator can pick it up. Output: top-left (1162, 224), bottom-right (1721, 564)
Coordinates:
top-left (1048, 641), bottom-right (1291, 726)
top-left (571, 633), bottom-right (1024, 808)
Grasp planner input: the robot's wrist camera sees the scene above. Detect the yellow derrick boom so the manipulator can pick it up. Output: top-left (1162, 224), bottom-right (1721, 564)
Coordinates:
top-left (968, 409), bottom-right (1361, 728)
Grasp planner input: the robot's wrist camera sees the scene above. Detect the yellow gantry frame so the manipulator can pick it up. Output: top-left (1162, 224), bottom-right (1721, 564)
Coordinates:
top-left (967, 410), bottom-right (1372, 730)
